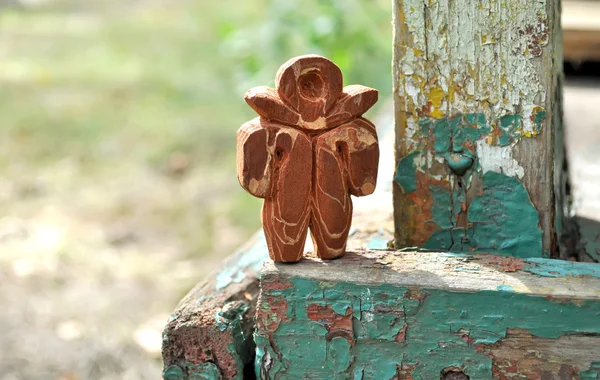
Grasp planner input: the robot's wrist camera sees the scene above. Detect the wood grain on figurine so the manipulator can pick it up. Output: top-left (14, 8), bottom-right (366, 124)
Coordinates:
top-left (237, 55), bottom-right (379, 262)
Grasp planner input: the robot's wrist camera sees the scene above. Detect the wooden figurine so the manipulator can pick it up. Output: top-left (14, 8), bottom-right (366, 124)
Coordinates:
top-left (236, 55), bottom-right (379, 262)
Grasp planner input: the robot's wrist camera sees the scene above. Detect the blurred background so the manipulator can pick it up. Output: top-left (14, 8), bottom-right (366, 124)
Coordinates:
top-left (0, 0), bottom-right (391, 379)
top-left (0, 0), bottom-right (598, 379)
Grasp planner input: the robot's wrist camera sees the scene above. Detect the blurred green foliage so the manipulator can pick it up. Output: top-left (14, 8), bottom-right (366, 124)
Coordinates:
top-left (221, 0), bottom-right (393, 98)
top-left (0, 0), bottom-right (392, 255)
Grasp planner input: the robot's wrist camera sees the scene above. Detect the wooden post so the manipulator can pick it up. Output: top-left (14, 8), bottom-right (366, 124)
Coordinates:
top-left (392, 0), bottom-right (566, 258)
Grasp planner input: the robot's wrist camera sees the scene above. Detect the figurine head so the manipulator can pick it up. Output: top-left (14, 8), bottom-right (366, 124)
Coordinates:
top-left (245, 54), bottom-right (377, 132)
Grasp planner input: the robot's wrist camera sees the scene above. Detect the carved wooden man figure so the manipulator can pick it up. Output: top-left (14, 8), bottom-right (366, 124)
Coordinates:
top-left (237, 55), bottom-right (379, 262)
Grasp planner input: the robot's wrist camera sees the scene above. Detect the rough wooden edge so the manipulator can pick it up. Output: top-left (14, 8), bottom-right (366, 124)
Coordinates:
top-left (264, 249), bottom-right (600, 300)
top-left (161, 232), bottom-right (268, 380)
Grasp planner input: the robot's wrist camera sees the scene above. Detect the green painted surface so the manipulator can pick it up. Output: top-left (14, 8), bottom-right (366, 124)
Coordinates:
top-left (395, 113), bottom-right (547, 257)
top-left (256, 276), bottom-right (600, 379)
top-left (467, 171), bottom-right (543, 256)
top-left (495, 285), bottom-right (514, 292)
top-left (215, 232), bottom-right (268, 290)
top-left (366, 235), bottom-right (391, 250)
top-left (394, 150), bottom-right (420, 193)
top-left (423, 172), bottom-right (543, 257)
top-left (581, 362), bottom-right (600, 380)
top-left (525, 258), bottom-right (600, 278)
top-left (222, 301), bottom-right (254, 380)
top-left (214, 301), bottom-right (251, 332)
top-left (420, 113), bottom-right (491, 154)
top-left (445, 152), bottom-right (474, 176)
top-left (164, 362), bottom-right (222, 380)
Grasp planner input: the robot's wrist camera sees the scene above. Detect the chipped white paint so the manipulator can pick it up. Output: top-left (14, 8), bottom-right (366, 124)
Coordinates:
top-left (476, 140), bottom-right (525, 179)
top-left (404, 117), bottom-right (418, 142)
top-left (396, 0), bottom-right (550, 120)
top-left (522, 105), bottom-right (542, 136)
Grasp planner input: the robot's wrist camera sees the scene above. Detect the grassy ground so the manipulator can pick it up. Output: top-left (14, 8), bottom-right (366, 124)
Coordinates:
top-left (0, 0), bottom-right (391, 378)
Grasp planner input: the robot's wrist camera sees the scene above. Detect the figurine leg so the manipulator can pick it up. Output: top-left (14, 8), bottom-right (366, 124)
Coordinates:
top-left (262, 199), bottom-right (311, 262)
top-left (310, 143), bottom-right (353, 259)
top-left (261, 127), bottom-right (313, 263)
top-left (309, 211), bottom-right (351, 259)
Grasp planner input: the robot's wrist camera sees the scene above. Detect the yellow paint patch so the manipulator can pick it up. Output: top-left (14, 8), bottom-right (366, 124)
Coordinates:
top-left (428, 87), bottom-right (445, 108)
top-left (427, 86), bottom-right (445, 119)
top-left (431, 109), bottom-right (444, 118)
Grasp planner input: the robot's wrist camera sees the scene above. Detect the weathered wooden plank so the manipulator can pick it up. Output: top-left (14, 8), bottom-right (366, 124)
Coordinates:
top-left (162, 232), bottom-right (268, 380)
top-left (563, 1), bottom-right (600, 62)
top-left (392, 0), bottom-right (566, 257)
top-left (255, 250), bottom-right (600, 379)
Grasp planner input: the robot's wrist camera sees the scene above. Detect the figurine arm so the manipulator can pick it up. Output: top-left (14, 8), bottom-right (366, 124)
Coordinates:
top-left (236, 118), bottom-right (274, 199)
top-left (339, 119), bottom-right (380, 197)
top-left (326, 85), bottom-right (378, 129)
top-left (244, 86), bottom-right (300, 126)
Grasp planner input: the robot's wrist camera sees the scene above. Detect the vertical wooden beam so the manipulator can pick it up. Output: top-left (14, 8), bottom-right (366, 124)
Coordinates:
top-left (393, 0), bottom-right (565, 257)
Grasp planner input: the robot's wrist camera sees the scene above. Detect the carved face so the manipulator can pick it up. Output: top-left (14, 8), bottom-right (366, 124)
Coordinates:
top-left (245, 54), bottom-right (378, 132)
top-left (275, 55), bottom-right (343, 128)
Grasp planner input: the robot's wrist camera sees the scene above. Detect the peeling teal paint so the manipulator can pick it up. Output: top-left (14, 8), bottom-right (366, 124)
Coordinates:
top-left (524, 258), bottom-right (600, 278)
top-left (215, 232), bottom-right (268, 290)
top-left (256, 276), bottom-right (600, 379)
top-left (420, 113), bottom-right (491, 154)
top-left (430, 185), bottom-right (454, 230)
top-left (394, 150), bottom-right (420, 193)
top-left (467, 171), bottom-right (543, 256)
top-left (581, 362), bottom-right (600, 379)
top-left (366, 235), bottom-right (390, 250)
top-left (164, 362), bottom-right (222, 380)
top-left (496, 285), bottom-right (514, 292)
top-left (498, 114), bottom-right (521, 146)
top-left (164, 365), bottom-right (185, 380)
top-left (423, 172), bottom-right (542, 256)
top-left (222, 301), bottom-right (254, 379)
top-left (214, 301), bottom-right (250, 332)
top-left (445, 152), bottom-right (474, 176)
top-left (417, 111), bottom-right (546, 149)
top-left (394, 112), bottom-right (550, 257)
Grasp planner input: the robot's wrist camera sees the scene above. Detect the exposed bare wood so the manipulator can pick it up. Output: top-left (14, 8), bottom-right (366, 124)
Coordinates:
top-left (480, 329), bottom-right (600, 379)
top-left (263, 250), bottom-right (600, 300)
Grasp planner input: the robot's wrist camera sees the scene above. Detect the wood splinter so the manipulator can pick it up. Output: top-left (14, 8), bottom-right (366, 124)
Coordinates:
top-left (236, 55), bottom-right (380, 262)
